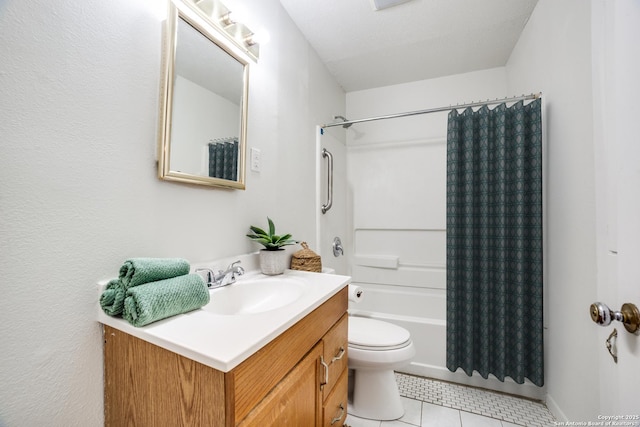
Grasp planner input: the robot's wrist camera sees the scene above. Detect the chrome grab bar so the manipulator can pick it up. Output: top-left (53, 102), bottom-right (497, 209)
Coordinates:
top-left (321, 148), bottom-right (333, 214)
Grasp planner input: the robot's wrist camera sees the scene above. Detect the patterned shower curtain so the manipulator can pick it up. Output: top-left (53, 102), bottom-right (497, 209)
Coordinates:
top-left (208, 137), bottom-right (239, 181)
top-left (446, 99), bottom-right (544, 387)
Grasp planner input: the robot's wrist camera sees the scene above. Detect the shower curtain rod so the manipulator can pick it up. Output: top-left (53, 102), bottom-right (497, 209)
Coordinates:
top-left (322, 92), bottom-right (541, 129)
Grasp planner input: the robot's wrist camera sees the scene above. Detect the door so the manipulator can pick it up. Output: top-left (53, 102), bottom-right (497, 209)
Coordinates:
top-left (593, 0), bottom-right (640, 416)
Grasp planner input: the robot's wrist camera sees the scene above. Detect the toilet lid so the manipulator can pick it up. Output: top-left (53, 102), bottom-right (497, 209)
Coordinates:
top-left (348, 317), bottom-right (411, 351)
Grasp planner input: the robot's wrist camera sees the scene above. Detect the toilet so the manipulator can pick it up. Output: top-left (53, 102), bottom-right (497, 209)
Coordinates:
top-left (348, 316), bottom-right (416, 420)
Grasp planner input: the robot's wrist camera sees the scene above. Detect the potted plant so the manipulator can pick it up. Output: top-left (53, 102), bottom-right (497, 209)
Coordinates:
top-left (247, 217), bottom-right (298, 275)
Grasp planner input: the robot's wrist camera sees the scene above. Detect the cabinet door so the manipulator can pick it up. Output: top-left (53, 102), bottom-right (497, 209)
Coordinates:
top-left (232, 287), bottom-right (347, 423)
top-left (323, 369), bottom-right (348, 427)
top-left (103, 326), bottom-right (225, 427)
top-left (322, 313), bottom-right (348, 401)
top-left (238, 342), bottom-right (323, 427)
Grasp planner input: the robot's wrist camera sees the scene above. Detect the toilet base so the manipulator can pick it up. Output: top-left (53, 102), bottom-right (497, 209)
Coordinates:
top-left (348, 368), bottom-right (404, 421)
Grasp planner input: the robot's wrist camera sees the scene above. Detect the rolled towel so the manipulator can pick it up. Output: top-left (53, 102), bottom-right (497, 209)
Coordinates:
top-left (119, 257), bottom-right (190, 288)
top-left (100, 258), bottom-right (191, 316)
top-left (123, 273), bottom-right (210, 327)
top-left (100, 279), bottom-right (125, 316)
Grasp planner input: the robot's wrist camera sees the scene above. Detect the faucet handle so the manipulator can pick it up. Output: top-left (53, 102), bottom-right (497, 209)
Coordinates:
top-left (228, 260), bottom-right (245, 278)
top-left (195, 268), bottom-right (217, 286)
top-left (227, 260), bottom-right (242, 269)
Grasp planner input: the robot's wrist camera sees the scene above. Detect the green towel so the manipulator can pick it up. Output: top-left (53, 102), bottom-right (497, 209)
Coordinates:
top-left (100, 279), bottom-right (124, 316)
top-left (100, 258), bottom-right (191, 316)
top-left (119, 257), bottom-right (190, 288)
top-left (123, 274), bottom-right (210, 327)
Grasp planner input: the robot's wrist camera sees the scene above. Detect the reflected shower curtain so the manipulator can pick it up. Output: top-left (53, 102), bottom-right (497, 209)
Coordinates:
top-left (446, 99), bottom-right (543, 387)
top-left (208, 138), bottom-right (239, 180)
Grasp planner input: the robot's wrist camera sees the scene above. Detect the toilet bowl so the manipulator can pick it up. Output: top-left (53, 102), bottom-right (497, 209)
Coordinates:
top-left (348, 316), bottom-right (415, 421)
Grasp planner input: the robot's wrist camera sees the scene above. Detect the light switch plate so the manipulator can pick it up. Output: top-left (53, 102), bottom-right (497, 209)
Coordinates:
top-left (250, 147), bottom-right (261, 172)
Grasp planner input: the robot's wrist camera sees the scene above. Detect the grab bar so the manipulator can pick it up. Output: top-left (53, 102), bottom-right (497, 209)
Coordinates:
top-left (321, 148), bottom-right (333, 214)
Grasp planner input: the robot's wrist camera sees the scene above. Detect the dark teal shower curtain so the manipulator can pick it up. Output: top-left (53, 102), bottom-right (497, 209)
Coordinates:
top-left (446, 99), bottom-right (544, 387)
top-left (208, 139), bottom-right (239, 180)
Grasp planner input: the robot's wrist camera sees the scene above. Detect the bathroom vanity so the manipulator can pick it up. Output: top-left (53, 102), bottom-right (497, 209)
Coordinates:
top-left (99, 270), bottom-right (349, 426)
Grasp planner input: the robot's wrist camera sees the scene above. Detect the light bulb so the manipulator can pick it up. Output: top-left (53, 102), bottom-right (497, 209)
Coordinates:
top-left (229, 5), bottom-right (247, 24)
top-left (246, 27), bottom-right (270, 46)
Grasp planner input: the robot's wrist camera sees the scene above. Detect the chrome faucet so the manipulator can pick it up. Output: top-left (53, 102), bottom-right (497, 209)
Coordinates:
top-left (196, 260), bottom-right (245, 289)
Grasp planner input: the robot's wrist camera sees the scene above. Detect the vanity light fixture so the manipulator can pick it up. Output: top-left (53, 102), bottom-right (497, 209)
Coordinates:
top-left (220, 5), bottom-right (247, 28)
top-left (244, 32), bottom-right (257, 46)
top-left (220, 11), bottom-right (235, 27)
top-left (184, 0), bottom-right (262, 61)
top-left (244, 28), bottom-right (270, 47)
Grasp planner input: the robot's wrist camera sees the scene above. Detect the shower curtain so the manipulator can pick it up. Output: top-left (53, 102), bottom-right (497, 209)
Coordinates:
top-left (446, 99), bottom-right (544, 387)
top-left (208, 138), bottom-right (239, 180)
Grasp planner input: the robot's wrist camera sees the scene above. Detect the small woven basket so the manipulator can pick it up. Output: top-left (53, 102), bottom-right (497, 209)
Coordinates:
top-left (290, 242), bottom-right (322, 273)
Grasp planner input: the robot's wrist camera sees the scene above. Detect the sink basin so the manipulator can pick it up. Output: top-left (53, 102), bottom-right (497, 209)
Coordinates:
top-left (203, 276), bottom-right (306, 315)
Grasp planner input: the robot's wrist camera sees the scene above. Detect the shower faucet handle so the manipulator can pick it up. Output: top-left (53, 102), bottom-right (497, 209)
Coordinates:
top-left (332, 237), bottom-right (344, 257)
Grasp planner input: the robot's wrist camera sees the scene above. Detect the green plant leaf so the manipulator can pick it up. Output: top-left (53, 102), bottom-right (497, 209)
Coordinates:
top-left (274, 234), bottom-right (292, 243)
top-left (249, 225), bottom-right (268, 236)
top-left (246, 236), bottom-right (272, 246)
top-left (247, 217), bottom-right (295, 250)
top-left (267, 217), bottom-right (275, 236)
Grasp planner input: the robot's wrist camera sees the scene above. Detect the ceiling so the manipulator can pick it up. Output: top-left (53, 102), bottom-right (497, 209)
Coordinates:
top-left (278, 0), bottom-right (539, 92)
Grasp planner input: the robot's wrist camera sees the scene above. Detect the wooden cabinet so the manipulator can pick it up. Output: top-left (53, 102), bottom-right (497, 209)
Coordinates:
top-left (321, 314), bottom-right (349, 426)
top-left (238, 342), bottom-right (322, 427)
top-left (323, 369), bottom-right (348, 427)
top-left (103, 286), bottom-right (348, 427)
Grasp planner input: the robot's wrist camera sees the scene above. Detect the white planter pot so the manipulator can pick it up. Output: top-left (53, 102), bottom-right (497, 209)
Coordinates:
top-left (259, 249), bottom-right (287, 275)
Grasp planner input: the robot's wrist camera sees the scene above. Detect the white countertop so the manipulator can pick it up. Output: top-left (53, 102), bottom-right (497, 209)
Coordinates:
top-left (97, 269), bottom-right (350, 372)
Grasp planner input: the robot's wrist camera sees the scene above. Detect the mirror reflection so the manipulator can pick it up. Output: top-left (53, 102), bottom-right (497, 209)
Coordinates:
top-left (158, 4), bottom-right (249, 189)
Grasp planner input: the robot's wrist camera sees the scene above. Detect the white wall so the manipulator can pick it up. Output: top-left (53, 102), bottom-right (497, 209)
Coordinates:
top-left (506, 0), bottom-right (600, 421)
top-left (0, 0), bottom-right (345, 424)
top-left (345, 69), bottom-right (543, 399)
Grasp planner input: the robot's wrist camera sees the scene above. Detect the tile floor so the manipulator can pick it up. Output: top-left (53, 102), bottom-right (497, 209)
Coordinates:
top-left (345, 373), bottom-right (556, 427)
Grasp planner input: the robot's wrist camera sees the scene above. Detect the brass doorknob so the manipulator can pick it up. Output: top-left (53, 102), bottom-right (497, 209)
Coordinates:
top-left (590, 302), bottom-right (640, 333)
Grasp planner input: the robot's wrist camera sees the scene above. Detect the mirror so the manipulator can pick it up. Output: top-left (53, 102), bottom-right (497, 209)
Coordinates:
top-left (158, 2), bottom-right (249, 189)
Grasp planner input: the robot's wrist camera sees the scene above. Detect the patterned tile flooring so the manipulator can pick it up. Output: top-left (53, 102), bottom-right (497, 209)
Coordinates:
top-left (345, 373), bottom-right (557, 427)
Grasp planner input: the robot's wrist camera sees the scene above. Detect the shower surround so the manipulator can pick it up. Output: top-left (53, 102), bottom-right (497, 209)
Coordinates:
top-left (345, 67), bottom-right (545, 400)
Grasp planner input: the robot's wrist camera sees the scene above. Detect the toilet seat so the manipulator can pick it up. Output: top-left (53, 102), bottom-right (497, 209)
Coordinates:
top-left (348, 317), bottom-right (411, 351)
